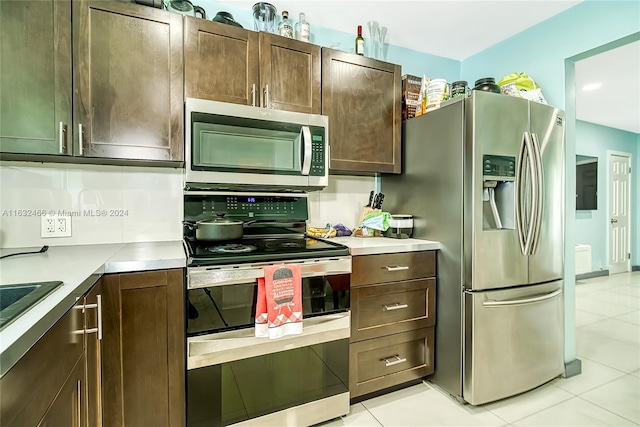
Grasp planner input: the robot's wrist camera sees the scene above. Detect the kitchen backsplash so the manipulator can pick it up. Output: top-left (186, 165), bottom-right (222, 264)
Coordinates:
top-left (0, 162), bottom-right (184, 248)
top-left (0, 162), bottom-right (374, 248)
top-left (307, 175), bottom-right (375, 229)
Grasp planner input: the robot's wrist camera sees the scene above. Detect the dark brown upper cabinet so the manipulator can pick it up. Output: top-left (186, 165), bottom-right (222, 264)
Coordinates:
top-left (184, 18), bottom-right (321, 114)
top-left (321, 49), bottom-right (402, 175)
top-left (73, 0), bottom-right (184, 162)
top-left (0, 0), bottom-right (72, 156)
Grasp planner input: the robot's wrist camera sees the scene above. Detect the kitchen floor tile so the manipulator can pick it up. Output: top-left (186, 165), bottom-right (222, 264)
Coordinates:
top-left (511, 396), bottom-right (637, 426)
top-left (482, 382), bottom-right (573, 424)
top-left (587, 290), bottom-right (640, 310)
top-left (575, 281), bottom-right (612, 295)
top-left (607, 284), bottom-right (640, 298)
top-left (575, 294), bottom-right (636, 317)
top-left (316, 403), bottom-right (382, 427)
top-left (578, 318), bottom-right (640, 345)
top-left (577, 327), bottom-right (640, 373)
top-left (554, 358), bottom-right (626, 395)
top-left (362, 383), bottom-right (507, 426)
top-left (580, 375), bottom-right (640, 424)
top-left (615, 310), bottom-right (640, 325)
top-left (576, 309), bottom-right (608, 328)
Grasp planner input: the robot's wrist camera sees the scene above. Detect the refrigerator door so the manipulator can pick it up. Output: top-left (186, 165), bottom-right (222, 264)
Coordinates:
top-left (463, 281), bottom-right (564, 405)
top-left (466, 92), bottom-right (529, 291)
top-left (528, 102), bottom-right (565, 283)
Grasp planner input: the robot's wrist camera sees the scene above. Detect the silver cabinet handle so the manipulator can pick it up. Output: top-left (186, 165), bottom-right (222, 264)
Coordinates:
top-left (611, 218), bottom-right (618, 224)
top-left (75, 295), bottom-right (103, 340)
top-left (383, 355), bottom-right (407, 367)
top-left (384, 265), bottom-right (409, 272)
top-left (78, 123), bottom-right (84, 156)
top-left (59, 122), bottom-right (67, 154)
top-left (252, 83), bottom-right (256, 107)
top-left (383, 303), bottom-right (408, 311)
top-left (76, 380), bottom-right (82, 427)
top-left (264, 84), bottom-right (270, 108)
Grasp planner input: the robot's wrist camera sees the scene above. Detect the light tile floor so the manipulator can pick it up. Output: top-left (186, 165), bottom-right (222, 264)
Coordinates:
top-left (320, 271), bottom-right (640, 427)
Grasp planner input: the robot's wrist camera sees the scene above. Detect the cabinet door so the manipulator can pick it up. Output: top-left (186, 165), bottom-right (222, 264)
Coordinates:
top-left (86, 281), bottom-right (103, 427)
top-left (184, 17), bottom-right (259, 106)
top-left (0, 301), bottom-right (84, 426)
top-left (102, 269), bottom-right (185, 427)
top-left (260, 33), bottom-right (321, 114)
top-left (321, 49), bottom-right (401, 174)
top-left (38, 355), bottom-right (87, 427)
top-left (73, 1), bottom-right (184, 161)
top-left (0, 0), bottom-right (72, 155)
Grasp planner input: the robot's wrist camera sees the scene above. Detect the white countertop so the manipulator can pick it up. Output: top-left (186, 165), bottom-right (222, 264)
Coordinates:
top-left (0, 241), bottom-right (186, 377)
top-left (329, 236), bottom-right (441, 255)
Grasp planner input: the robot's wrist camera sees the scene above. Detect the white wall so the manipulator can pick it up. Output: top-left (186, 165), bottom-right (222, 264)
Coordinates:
top-left (307, 175), bottom-right (375, 229)
top-left (0, 162), bottom-right (183, 248)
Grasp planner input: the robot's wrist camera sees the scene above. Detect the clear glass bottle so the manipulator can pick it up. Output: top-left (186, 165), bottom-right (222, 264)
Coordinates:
top-left (355, 25), bottom-right (364, 55)
top-left (278, 11), bottom-right (293, 38)
top-left (295, 12), bottom-right (310, 42)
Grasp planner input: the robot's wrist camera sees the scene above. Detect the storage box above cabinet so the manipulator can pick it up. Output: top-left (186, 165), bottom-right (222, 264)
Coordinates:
top-left (321, 49), bottom-right (402, 175)
top-left (184, 18), bottom-right (321, 114)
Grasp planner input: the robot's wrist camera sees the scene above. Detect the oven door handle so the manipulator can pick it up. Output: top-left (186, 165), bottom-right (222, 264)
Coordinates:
top-left (301, 126), bottom-right (312, 176)
top-left (188, 257), bottom-right (352, 289)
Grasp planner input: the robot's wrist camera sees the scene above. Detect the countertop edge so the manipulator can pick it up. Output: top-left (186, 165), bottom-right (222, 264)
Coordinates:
top-left (0, 272), bottom-right (101, 378)
top-left (0, 241), bottom-right (187, 378)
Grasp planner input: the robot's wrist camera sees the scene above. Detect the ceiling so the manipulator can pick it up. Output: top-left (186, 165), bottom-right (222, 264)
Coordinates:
top-left (217, 0), bottom-right (638, 134)
top-left (575, 41), bottom-right (640, 134)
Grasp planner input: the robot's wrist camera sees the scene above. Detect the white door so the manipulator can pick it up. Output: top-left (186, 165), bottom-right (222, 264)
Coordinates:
top-left (608, 152), bottom-right (632, 274)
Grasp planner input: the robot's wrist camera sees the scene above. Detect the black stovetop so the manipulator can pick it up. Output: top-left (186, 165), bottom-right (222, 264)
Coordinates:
top-left (184, 235), bottom-right (350, 266)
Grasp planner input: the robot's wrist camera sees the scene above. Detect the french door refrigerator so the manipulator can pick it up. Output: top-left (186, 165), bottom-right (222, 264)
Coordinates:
top-left (381, 91), bottom-right (565, 405)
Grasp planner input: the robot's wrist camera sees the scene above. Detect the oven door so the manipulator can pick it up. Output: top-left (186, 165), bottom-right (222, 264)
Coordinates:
top-left (185, 98), bottom-right (328, 190)
top-left (186, 257), bottom-right (351, 426)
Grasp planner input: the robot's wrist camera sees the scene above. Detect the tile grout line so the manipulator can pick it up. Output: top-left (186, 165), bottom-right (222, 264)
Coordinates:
top-left (575, 386), bottom-right (640, 426)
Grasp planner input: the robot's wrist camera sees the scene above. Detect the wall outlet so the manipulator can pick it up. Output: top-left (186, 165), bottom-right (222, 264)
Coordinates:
top-left (41, 215), bottom-right (72, 238)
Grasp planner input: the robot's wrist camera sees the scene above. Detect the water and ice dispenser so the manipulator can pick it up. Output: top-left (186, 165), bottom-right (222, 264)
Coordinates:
top-left (482, 155), bottom-right (516, 230)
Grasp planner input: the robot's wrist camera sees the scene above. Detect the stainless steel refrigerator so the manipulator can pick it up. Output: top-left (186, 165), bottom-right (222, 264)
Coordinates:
top-left (381, 91), bottom-right (565, 405)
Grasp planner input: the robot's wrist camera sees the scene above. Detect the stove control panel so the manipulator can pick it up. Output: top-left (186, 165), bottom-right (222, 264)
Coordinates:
top-left (184, 192), bottom-right (309, 221)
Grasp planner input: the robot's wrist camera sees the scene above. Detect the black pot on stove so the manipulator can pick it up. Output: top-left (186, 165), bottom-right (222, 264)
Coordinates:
top-left (184, 213), bottom-right (243, 241)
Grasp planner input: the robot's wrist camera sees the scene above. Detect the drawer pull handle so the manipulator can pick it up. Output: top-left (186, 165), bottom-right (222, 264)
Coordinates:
top-left (384, 265), bottom-right (409, 272)
top-left (383, 355), bottom-right (407, 367)
top-left (383, 303), bottom-right (408, 311)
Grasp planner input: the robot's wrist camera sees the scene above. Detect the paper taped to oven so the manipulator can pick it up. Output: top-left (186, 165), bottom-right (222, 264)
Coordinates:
top-left (255, 264), bottom-right (303, 339)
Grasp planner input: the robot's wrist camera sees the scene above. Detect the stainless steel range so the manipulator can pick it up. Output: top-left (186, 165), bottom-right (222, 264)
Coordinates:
top-left (184, 191), bottom-right (352, 427)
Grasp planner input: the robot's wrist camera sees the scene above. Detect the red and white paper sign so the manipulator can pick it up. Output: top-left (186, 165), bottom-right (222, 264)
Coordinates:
top-left (255, 264), bottom-right (303, 339)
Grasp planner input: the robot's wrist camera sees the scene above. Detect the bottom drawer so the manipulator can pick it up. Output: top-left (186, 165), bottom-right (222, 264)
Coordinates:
top-left (349, 327), bottom-right (434, 398)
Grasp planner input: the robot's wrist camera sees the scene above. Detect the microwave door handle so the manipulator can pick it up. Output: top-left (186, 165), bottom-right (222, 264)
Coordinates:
top-left (301, 126), bottom-right (312, 176)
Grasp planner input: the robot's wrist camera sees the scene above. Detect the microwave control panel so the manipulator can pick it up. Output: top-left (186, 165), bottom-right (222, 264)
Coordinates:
top-left (310, 126), bottom-right (325, 176)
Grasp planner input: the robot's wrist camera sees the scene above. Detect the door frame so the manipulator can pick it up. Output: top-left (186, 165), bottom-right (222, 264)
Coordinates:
top-left (607, 150), bottom-right (633, 274)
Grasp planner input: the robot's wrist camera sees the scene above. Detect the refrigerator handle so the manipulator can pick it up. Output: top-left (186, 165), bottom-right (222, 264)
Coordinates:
top-left (515, 133), bottom-right (531, 255)
top-left (483, 289), bottom-right (561, 307)
top-left (530, 133), bottom-right (544, 255)
top-left (523, 131), bottom-right (537, 256)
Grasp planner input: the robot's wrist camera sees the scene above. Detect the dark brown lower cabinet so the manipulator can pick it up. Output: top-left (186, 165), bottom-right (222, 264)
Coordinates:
top-left (349, 250), bottom-right (437, 399)
top-left (101, 269), bottom-right (185, 427)
top-left (39, 355), bottom-right (87, 427)
top-left (0, 292), bottom-right (85, 426)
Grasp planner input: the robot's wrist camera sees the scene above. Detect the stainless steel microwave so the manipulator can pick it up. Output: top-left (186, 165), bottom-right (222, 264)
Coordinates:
top-left (185, 98), bottom-right (329, 191)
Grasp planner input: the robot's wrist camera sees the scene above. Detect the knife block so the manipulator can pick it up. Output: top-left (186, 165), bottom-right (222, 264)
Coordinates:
top-left (356, 206), bottom-right (382, 237)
